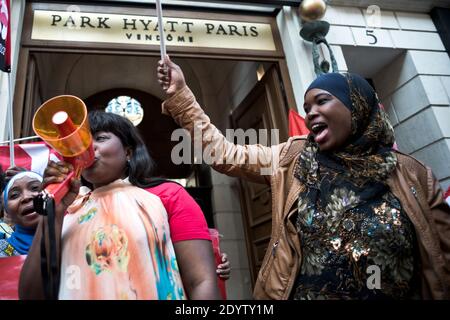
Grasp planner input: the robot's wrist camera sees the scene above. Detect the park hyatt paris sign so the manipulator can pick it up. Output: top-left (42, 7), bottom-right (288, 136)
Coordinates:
top-left (31, 10), bottom-right (276, 51)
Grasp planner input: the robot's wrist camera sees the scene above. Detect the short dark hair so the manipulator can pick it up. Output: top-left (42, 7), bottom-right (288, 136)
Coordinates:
top-left (86, 110), bottom-right (157, 188)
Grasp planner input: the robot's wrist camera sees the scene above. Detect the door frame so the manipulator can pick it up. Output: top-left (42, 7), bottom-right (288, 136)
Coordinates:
top-left (230, 65), bottom-right (288, 284)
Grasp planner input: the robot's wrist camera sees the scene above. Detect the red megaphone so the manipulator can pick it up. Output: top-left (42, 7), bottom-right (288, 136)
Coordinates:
top-left (32, 95), bottom-right (94, 205)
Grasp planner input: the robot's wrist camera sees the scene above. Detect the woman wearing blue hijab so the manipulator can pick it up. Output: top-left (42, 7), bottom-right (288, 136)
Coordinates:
top-left (158, 56), bottom-right (450, 299)
top-left (0, 170), bottom-right (43, 257)
top-left (292, 73), bottom-right (414, 299)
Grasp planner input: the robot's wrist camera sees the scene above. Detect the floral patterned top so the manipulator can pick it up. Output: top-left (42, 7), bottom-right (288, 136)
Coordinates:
top-left (292, 190), bottom-right (421, 300)
top-left (58, 179), bottom-right (186, 300)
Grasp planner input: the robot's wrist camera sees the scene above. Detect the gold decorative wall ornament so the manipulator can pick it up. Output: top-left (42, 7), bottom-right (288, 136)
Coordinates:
top-left (299, 0), bottom-right (327, 22)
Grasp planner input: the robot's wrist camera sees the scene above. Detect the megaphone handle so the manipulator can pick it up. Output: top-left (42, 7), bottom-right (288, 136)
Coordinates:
top-left (44, 171), bottom-right (76, 205)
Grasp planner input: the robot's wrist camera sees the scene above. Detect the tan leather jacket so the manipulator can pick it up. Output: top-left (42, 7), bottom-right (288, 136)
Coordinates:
top-left (163, 86), bottom-right (450, 300)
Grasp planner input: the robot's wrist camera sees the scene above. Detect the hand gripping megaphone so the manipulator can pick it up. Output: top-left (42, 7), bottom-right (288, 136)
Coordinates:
top-left (32, 95), bottom-right (94, 209)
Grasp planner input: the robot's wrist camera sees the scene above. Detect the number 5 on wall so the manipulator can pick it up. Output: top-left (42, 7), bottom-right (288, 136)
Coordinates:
top-left (366, 30), bottom-right (378, 45)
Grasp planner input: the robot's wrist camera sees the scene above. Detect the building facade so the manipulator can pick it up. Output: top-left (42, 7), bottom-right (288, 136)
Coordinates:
top-left (1, 0), bottom-right (449, 299)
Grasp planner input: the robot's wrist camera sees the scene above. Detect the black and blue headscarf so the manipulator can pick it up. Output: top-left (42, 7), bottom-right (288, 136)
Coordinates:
top-left (295, 72), bottom-right (397, 213)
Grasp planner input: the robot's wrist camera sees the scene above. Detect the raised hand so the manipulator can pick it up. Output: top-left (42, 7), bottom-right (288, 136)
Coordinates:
top-left (4, 166), bottom-right (27, 180)
top-left (157, 55), bottom-right (186, 96)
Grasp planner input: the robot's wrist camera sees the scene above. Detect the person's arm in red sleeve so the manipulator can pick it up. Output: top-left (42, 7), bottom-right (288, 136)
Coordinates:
top-left (147, 183), bottom-right (220, 300)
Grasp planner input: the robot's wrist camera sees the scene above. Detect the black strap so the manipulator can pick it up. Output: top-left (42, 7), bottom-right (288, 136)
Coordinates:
top-left (46, 198), bottom-right (60, 299)
top-left (40, 219), bottom-right (51, 299)
top-left (35, 195), bottom-right (60, 300)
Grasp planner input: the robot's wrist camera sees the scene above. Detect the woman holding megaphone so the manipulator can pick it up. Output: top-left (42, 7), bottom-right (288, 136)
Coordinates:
top-left (19, 110), bottom-right (222, 300)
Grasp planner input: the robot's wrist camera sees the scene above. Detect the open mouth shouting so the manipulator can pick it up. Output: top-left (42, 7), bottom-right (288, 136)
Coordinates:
top-left (20, 205), bottom-right (38, 219)
top-left (311, 122), bottom-right (329, 144)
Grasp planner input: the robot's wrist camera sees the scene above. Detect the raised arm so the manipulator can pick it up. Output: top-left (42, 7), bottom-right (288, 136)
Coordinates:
top-left (157, 55), bottom-right (286, 184)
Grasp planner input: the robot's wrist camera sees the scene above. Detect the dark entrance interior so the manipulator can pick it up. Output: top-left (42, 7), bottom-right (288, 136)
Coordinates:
top-left (85, 88), bottom-right (191, 178)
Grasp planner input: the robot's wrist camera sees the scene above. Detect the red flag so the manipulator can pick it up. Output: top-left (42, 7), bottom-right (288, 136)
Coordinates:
top-left (445, 186), bottom-right (450, 207)
top-left (288, 109), bottom-right (309, 137)
top-left (0, 255), bottom-right (26, 300)
top-left (0, 142), bottom-right (61, 175)
top-left (0, 0), bottom-right (11, 73)
top-left (209, 228), bottom-right (227, 300)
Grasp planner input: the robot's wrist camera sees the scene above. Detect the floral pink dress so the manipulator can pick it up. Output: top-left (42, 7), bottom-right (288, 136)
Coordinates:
top-left (58, 179), bottom-right (186, 300)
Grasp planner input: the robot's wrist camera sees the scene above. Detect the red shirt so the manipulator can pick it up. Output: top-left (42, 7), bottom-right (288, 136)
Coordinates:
top-left (145, 183), bottom-right (211, 243)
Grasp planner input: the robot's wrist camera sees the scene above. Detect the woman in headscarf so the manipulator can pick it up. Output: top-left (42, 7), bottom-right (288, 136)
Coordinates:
top-left (157, 56), bottom-right (450, 300)
top-left (0, 169), bottom-right (42, 257)
top-left (290, 72), bottom-right (416, 299)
